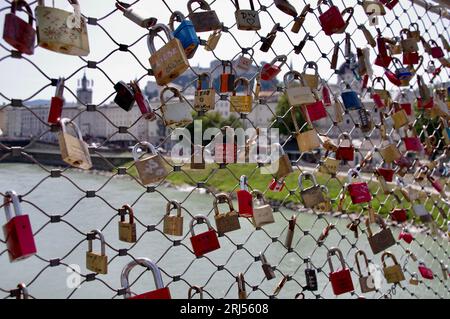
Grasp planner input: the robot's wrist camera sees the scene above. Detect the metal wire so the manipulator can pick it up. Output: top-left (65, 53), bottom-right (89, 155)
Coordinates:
top-left (0, 0), bottom-right (449, 299)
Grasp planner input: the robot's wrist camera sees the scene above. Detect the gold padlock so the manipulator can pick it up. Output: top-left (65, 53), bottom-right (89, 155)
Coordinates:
top-left (214, 193), bottom-right (240, 234)
top-left (301, 61), bottom-right (320, 90)
top-left (132, 141), bottom-right (168, 185)
top-left (372, 77), bottom-right (391, 107)
top-left (314, 186), bottom-right (333, 212)
top-left (187, 0), bottom-right (222, 32)
top-left (251, 190), bottom-right (274, 228)
top-left (163, 200), bottom-right (184, 236)
top-left (230, 77), bottom-right (253, 113)
top-left (160, 87), bottom-right (193, 128)
top-left (194, 72), bottom-right (216, 112)
top-left (86, 229), bottom-right (108, 274)
top-left (379, 138), bottom-right (401, 164)
top-left (118, 205), bottom-right (137, 243)
top-left (391, 104), bottom-right (409, 130)
top-left (58, 118), bottom-right (92, 170)
top-left (205, 29), bottom-right (222, 51)
top-left (298, 172), bottom-right (325, 209)
top-left (319, 156), bottom-right (340, 176)
top-left (148, 24), bottom-right (189, 86)
top-left (382, 252), bottom-right (405, 284)
top-left (296, 127), bottom-right (321, 153)
top-left (284, 71), bottom-right (316, 106)
top-left (400, 29), bottom-right (419, 53)
top-left (273, 143), bottom-right (293, 179)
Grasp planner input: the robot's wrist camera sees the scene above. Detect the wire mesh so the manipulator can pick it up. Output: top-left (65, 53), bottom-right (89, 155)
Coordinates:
top-left (0, 0), bottom-right (449, 299)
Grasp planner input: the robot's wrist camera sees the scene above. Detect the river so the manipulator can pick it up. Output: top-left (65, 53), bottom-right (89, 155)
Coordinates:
top-left (0, 164), bottom-right (448, 299)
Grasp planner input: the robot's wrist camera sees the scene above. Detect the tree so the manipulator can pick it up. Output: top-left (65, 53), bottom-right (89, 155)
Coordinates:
top-left (271, 94), bottom-right (306, 137)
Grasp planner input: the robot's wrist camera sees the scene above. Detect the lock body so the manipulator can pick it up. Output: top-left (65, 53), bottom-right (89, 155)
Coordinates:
top-left (190, 230), bottom-right (220, 257)
top-left (3, 215), bottom-right (37, 262)
top-left (173, 20), bottom-right (199, 59)
top-left (3, 1), bottom-right (36, 55)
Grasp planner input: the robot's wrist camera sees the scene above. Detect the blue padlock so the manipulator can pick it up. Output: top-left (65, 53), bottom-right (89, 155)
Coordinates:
top-left (393, 58), bottom-right (413, 81)
top-left (169, 11), bottom-right (199, 59)
top-left (341, 85), bottom-right (362, 110)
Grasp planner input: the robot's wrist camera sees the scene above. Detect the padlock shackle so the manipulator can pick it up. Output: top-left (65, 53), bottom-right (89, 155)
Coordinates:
top-left (3, 190), bottom-right (22, 221)
top-left (213, 193), bottom-right (234, 216)
top-left (251, 189), bottom-right (267, 205)
top-left (283, 70), bottom-right (305, 87)
top-left (120, 204), bottom-right (134, 224)
top-left (355, 250), bottom-right (370, 277)
top-left (337, 132), bottom-right (353, 146)
top-left (168, 11), bottom-right (186, 31)
top-left (317, 0), bottom-right (335, 14)
top-left (187, 0), bottom-right (211, 14)
top-left (381, 251), bottom-right (399, 268)
top-left (147, 23), bottom-right (174, 54)
top-left (297, 172), bottom-right (319, 190)
top-left (197, 72), bottom-right (212, 90)
top-left (327, 247), bottom-right (346, 273)
top-left (132, 141), bottom-right (158, 161)
top-left (188, 285), bottom-right (204, 299)
top-left (259, 252), bottom-right (269, 265)
top-left (166, 200), bottom-right (182, 217)
top-left (87, 229), bottom-right (106, 256)
top-left (189, 214), bottom-right (213, 236)
top-left (240, 175), bottom-right (248, 191)
top-left (347, 168), bottom-right (361, 184)
top-left (59, 118), bottom-right (84, 141)
top-left (160, 87), bottom-right (183, 105)
top-left (16, 283), bottom-right (29, 299)
top-left (120, 257), bottom-right (164, 298)
top-left (11, 0), bottom-right (34, 25)
top-left (268, 55), bottom-right (287, 68)
top-left (237, 273), bottom-right (246, 292)
top-left (232, 77), bottom-right (251, 96)
top-left (234, 0), bottom-right (256, 11)
top-left (302, 61), bottom-right (318, 75)
top-left (55, 77), bottom-right (65, 99)
top-left (371, 77), bottom-right (387, 90)
top-left (365, 215), bottom-right (387, 237)
top-left (222, 60), bottom-right (234, 74)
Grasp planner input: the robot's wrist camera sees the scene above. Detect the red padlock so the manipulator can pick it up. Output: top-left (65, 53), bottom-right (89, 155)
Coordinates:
top-left (429, 40), bottom-right (444, 59)
top-left (400, 103), bottom-right (412, 116)
top-left (327, 248), bottom-right (354, 295)
top-left (390, 209), bottom-right (408, 223)
top-left (371, 92), bottom-right (385, 108)
top-left (336, 133), bottom-right (354, 161)
top-left (304, 100), bottom-right (327, 122)
top-left (376, 167), bottom-right (394, 182)
top-left (260, 55), bottom-right (287, 81)
top-left (317, 0), bottom-right (353, 36)
top-left (48, 78), bottom-right (65, 125)
top-left (380, 0), bottom-right (399, 10)
top-left (374, 35), bottom-right (392, 68)
top-left (347, 169), bottom-right (372, 204)
top-left (385, 70), bottom-right (402, 86)
top-left (220, 61), bottom-right (235, 93)
top-left (417, 97), bottom-right (434, 109)
top-left (130, 81), bottom-right (156, 120)
top-left (2, 190), bottom-right (37, 262)
top-left (398, 229), bottom-right (414, 244)
top-left (418, 262), bottom-right (434, 280)
top-left (403, 131), bottom-right (423, 153)
top-left (269, 178), bottom-right (286, 192)
top-left (427, 175), bottom-right (444, 193)
top-left (322, 82), bottom-right (332, 106)
top-left (237, 175), bottom-right (253, 218)
top-left (2, 0), bottom-right (36, 55)
top-left (190, 215), bottom-right (220, 257)
top-left (121, 258), bottom-right (171, 299)
top-left (403, 52), bottom-right (420, 65)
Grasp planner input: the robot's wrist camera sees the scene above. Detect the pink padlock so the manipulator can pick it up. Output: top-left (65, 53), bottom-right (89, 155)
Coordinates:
top-left (398, 229), bottom-right (413, 244)
top-left (260, 55), bottom-right (287, 81)
top-left (418, 262), bottom-right (434, 280)
top-left (429, 40), bottom-right (444, 59)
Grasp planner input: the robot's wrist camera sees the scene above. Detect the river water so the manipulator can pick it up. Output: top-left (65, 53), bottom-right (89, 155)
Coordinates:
top-left (0, 164), bottom-right (448, 299)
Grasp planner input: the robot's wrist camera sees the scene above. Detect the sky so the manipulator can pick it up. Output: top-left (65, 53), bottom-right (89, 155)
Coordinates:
top-left (0, 0), bottom-right (448, 105)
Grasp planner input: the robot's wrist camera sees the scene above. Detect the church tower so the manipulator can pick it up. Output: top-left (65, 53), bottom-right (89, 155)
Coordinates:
top-left (76, 73), bottom-right (93, 104)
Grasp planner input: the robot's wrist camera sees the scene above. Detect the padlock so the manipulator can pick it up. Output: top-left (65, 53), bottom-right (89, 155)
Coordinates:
top-left (188, 286), bottom-right (204, 299)
top-left (130, 81), bottom-right (156, 121)
top-left (301, 62), bottom-right (320, 90)
top-left (237, 175), bottom-right (253, 218)
top-left (322, 81), bottom-right (332, 106)
top-left (408, 23), bottom-right (421, 41)
top-left (400, 29), bottom-right (419, 53)
top-left (86, 229), bottom-right (108, 274)
top-left (385, 69), bottom-right (402, 87)
top-left (169, 11), bottom-right (199, 59)
top-left (251, 190), bottom-right (274, 228)
top-left (260, 252), bottom-right (275, 280)
top-left (3, 0), bottom-right (36, 55)
top-left (285, 215), bottom-right (296, 249)
top-left (121, 258), bottom-right (171, 299)
top-left (236, 48), bottom-right (254, 71)
top-left (260, 23), bottom-right (280, 52)
top-left (2, 191), bottom-right (37, 262)
top-left (392, 58), bottom-right (413, 83)
top-left (160, 87), bottom-right (193, 128)
top-left (274, 0), bottom-right (298, 17)
top-left (14, 283), bottom-right (29, 299)
top-left (336, 133), bottom-right (355, 161)
top-left (293, 123), bottom-right (321, 154)
top-left (163, 200), bottom-right (184, 236)
top-left (291, 4), bottom-right (310, 33)
top-left (391, 104), bottom-right (409, 130)
top-left (132, 141), bottom-right (167, 185)
top-left (314, 186), bottom-right (333, 212)
top-left (298, 172), bottom-right (325, 209)
top-left (409, 273), bottom-right (419, 286)
top-left (390, 208), bottom-right (408, 223)
top-left (237, 273), bottom-right (247, 299)
top-left (328, 248), bottom-right (355, 295)
top-left (428, 175), bottom-right (444, 195)
top-left (35, 0), bottom-right (89, 56)
top-left (205, 29), bottom-right (222, 51)
top-left (412, 203), bottom-right (433, 223)
top-left (379, 138), bottom-right (401, 164)
top-left (48, 77), bottom-right (65, 125)
top-left (284, 71), bottom-right (315, 106)
top-left (319, 155), bottom-right (340, 176)
top-left (366, 217), bottom-right (395, 255)
top-left (58, 118), bottom-right (92, 170)
top-left (189, 215), bottom-right (220, 257)
top-left (382, 252), bottom-right (405, 284)
top-left (363, 0), bottom-right (386, 16)
top-left (403, 51), bottom-right (420, 65)
top-left (234, 0), bottom-right (261, 31)
top-left (194, 72), bottom-right (216, 112)
top-left (114, 81), bottom-right (135, 112)
top-left (347, 169), bottom-right (372, 204)
top-left (190, 144), bottom-right (205, 170)
top-left (273, 143), bottom-right (293, 179)
top-left (115, 2), bottom-right (157, 28)
top-left (305, 259), bottom-right (318, 291)
top-left (403, 126), bottom-right (423, 153)
top-left (317, 0), bottom-right (354, 36)
top-left (375, 35), bottom-right (392, 68)
top-left (118, 205), bottom-right (137, 243)
top-left (230, 77), bottom-right (253, 113)
top-left (187, 0), bottom-right (221, 32)
top-left (440, 261), bottom-right (448, 280)
top-left (375, 169), bottom-right (391, 195)
top-left (304, 99), bottom-right (327, 123)
top-left (398, 228), bottom-right (413, 244)
top-left (214, 193), bottom-right (240, 234)
top-left (269, 178), bottom-right (286, 192)
top-left (429, 40), bottom-right (444, 59)
top-left (341, 85), bottom-right (362, 110)
top-left (261, 55), bottom-right (287, 81)
top-left (413, 165), bottom-right (429, 183)
top-left (386, 38), bottom-right (402, 56)
top-left (355, 250), bottom-right (376, 293)
top-left (220, 61), bottom-right (236, 93)
top-left (147, 24), bottom-right (189, 86)
top-left (371, 77), bottom-right (391, 108)
top-left (358, 108), bottom-right (374, 133)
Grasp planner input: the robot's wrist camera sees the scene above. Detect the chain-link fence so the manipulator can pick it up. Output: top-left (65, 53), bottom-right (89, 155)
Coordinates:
top-left (0, 0), bottom-right (449, 299)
